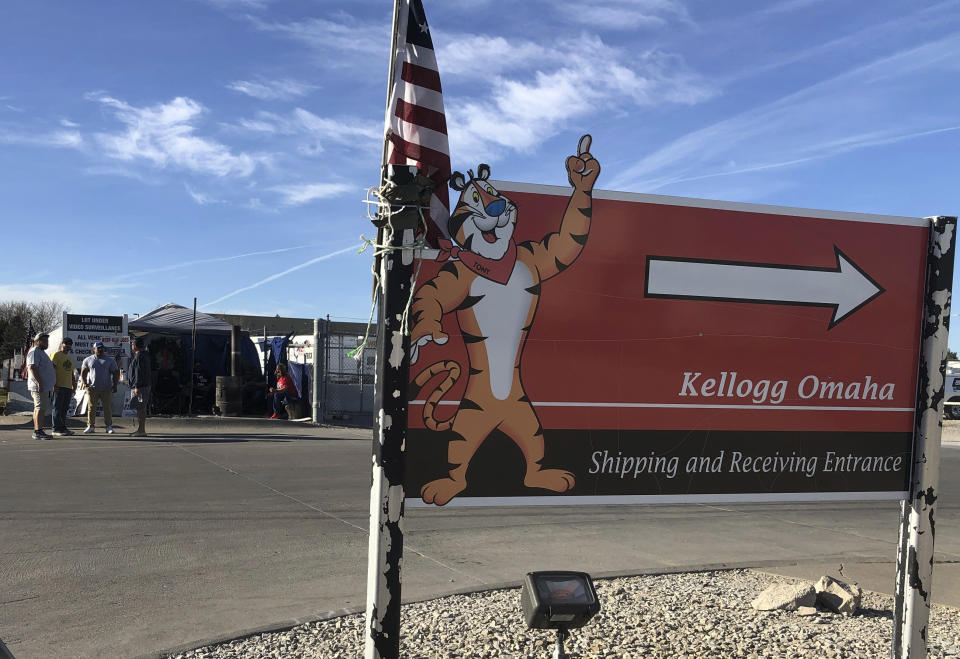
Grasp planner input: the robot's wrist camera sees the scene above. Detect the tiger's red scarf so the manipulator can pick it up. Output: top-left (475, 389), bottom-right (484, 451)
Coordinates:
top-left (436, 238), bottom-right (517, 285)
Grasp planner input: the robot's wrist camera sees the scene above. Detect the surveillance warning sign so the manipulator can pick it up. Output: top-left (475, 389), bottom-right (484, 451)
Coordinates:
top-left (405, 176), bottom-right (929, 507)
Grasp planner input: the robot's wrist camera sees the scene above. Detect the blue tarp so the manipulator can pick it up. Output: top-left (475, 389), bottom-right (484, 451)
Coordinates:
top-left (287, 360), bottom-right (310, 399)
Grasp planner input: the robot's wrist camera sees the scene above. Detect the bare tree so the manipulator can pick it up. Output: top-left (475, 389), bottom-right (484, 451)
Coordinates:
top-left (0, 299), bottom-right (70, 359)
top-left (29, 300), bottom-right (68, 333)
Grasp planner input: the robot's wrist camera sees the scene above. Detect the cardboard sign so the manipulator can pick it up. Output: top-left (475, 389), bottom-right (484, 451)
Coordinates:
top-left (405, 176), bottom-right (928, 506)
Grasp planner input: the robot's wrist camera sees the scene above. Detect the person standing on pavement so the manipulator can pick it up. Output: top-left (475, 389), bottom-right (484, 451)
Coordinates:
top-left (127, 336), bottom-right (151, 437)
top-left (26, 332), bottom-right (56, 440)
top-left (80, 341), bottom-right (119, 434)
top-left (50, 337), bottom-right (77, 437)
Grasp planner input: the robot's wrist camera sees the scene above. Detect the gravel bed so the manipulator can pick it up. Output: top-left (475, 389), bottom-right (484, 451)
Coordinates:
top-left (170, 570), bottom-right (960, 658)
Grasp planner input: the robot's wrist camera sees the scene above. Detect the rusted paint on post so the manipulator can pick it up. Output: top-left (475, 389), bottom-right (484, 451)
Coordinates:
top-left (364, 164), bottom-right (423, 659)
top-left (892, 215), bottom-right (956, 658)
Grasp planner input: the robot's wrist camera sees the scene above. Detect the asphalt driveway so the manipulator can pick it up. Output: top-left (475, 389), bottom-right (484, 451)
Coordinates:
top-left (0, 416), bottom-right (957, 658)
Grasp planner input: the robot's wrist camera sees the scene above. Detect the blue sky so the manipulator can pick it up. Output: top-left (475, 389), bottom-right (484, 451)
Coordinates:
top-left (1, 0), bottom-right (959, 344)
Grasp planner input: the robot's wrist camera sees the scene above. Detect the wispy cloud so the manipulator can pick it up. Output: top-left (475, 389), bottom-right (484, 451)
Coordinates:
top-left (271, 182), bottom-right (356, 206)
top-left (227, 77), bottom-right (316, 100)
top-left (233, 108), bottom-right (379, 141)
top-left (82, 165), bottom-right (161, 184)
top-left (292, 108), bottom-right (380, 143)
top-left (201, 243), bottom-right (361, 307)
top-left (445, 34), bottom-right (713, 162)
top-left (754, 0), bottom-right (834, 17)
top-left (247, 13), bottom-right (710, 165)
top-left (229, 107), bottom-right (380, 156)
top-left (0, 128), bottom-right (84, 149)
top-left (610, 34), bottom-right (960, 192)
top-left (1, 97), bottom-right (24, 113)
top-left (202, 0), bottom-right (273, 9)
top-left (185, 185), bottom-right (222, 205)
top-left (0, 281), bottom-right (135, 314)
top-left (114, 242), bottom-right (338, 280)
top-left (88, 94), bottom-right (265, 177)
top-left (437, 36), bottom-right (553, 79)
top-left (247, 14), bottom-right (387, 63)
top-left (721, 0), bottom-right (960, 83)
top-left (548, 0), bottom-right (693, 30)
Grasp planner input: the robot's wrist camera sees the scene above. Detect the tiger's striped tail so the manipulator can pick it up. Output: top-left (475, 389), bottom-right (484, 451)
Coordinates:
top-left (413, 361), bottom-right (461, 431)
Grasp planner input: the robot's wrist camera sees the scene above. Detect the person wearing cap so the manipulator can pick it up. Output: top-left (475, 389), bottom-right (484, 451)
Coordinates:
top-left (26, 332), bottom-right (56, 440)
top-left (80, 341), bottom-right (120, 434)
top-left (127, 336), bottom-right (151, 437)
top-left (50, 336), bottom-right (77, 437)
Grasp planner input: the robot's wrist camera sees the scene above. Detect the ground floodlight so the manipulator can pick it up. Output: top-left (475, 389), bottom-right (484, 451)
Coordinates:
top-left (522, 571), bottom-right (600, 658)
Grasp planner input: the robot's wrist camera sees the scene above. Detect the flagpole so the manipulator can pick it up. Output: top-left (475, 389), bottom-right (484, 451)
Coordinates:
top-left (381, 0), bottom-right (403, 173)
top-left (365, 3), bottom-right (450, 647)
top-left (370, 0), bottom-right (403, 308)
top-left (365, 2), bottom-right (411, 658)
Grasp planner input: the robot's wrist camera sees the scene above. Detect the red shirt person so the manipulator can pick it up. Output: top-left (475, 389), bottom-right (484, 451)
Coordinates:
top-left (268, 364), bottom-right (299, 419)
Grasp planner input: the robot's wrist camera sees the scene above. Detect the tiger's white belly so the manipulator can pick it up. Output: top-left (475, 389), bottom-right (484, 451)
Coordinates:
top-left (470, 261), bottom-right (535, 401)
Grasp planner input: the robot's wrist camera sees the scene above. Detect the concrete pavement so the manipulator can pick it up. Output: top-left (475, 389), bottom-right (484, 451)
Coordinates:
top-left (0, 415), bottom-right (957, 658)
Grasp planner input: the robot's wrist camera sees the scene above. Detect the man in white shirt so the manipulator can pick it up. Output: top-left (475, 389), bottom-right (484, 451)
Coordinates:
top-left (80, 341), bottom-right (119, 434)
top-left (26, 332), bottom-right (56, 440)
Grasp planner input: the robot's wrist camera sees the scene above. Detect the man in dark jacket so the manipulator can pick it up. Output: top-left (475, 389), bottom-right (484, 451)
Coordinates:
top-left (128, 336), bottom-right (152, 437)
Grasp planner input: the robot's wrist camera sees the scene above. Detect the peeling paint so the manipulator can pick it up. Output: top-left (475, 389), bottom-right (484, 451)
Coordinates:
top-left (388, 330), bottom-right (404, 369)
top-left (366, 464), bottom-right (386, 644)
top-left (387, 484), bottom-right (404, 523)
top-left (907, 547), bottom-right (929, 601)
top-left (377, 555), bottom-right (390, 608)
top-left (921, 486), bottom-right (938, 540)
top-left (402, 228), bottom-right (415, 265)
top-left (893, 499), bottom-right (909, 657)
top-left (935, 221), bottom-right (954, 258)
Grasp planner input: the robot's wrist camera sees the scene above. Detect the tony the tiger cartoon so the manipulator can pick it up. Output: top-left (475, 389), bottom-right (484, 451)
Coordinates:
top-left (410, 135), bottom-right (600, 505)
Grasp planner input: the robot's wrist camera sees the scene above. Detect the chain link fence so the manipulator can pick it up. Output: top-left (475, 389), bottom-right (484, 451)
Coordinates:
top-left (317, 321), bottom-right (376, 425)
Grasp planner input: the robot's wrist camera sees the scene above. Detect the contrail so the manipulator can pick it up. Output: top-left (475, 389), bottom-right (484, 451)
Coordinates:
top-left (201, 243), bottom-right (362, 308)
top-left (112, 243), bottom-right (334, 280)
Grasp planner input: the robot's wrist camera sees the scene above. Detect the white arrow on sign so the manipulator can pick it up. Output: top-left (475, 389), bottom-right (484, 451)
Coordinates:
top-left (644, 246), bottom-right (884, 328)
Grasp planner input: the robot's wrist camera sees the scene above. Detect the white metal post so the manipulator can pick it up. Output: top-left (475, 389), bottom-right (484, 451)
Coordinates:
top-left (892, 215), bottom-right (956, 658)
top-left (364, 164), bottom-right (422, 659)
top-left (312, 317), bottom-right (320, 424)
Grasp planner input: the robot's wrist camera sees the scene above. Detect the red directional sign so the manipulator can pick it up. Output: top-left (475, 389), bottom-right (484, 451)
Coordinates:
top-left (405, 178), bottom-right (929, 506)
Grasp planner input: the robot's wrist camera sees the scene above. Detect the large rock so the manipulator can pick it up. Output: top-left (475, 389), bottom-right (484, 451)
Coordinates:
top-left (815, 575), bottom-right (862, 615)
top-left (750, 583), bottom-right (816, 611)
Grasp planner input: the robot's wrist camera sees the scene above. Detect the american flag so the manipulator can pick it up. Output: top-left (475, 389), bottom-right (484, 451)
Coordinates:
top-left (384, 0), bottom-right (450, 247)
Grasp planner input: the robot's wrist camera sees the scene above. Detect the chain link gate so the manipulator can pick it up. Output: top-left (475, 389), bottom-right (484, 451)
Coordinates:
top-left (318, 319), bottom-right (376, 425)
